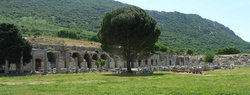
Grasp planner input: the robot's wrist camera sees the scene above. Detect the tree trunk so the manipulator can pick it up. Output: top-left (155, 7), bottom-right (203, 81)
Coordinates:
top-left (126, 49), bottom-right (132, 74)
top-left (20, 55), bottom-right (24, 73)
top-left (126, 59), bottom-right (132, 73)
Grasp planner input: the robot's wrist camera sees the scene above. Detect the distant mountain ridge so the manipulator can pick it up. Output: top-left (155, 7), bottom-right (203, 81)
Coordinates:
top-left (0, 0), bottom-right (249, 53)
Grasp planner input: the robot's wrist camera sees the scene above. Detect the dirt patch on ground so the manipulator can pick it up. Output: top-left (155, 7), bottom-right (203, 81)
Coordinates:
top-left (27, 36), bottom-right (101, 48)
top-left (175, 72), bottom-right (215, 76)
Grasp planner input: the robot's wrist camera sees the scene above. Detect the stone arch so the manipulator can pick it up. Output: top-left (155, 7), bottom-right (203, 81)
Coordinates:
top-left (84, 53), bottom-right (92, 68)
top-left (169, 60), bottom-right (172, 65)
top-left (151, 59), bottom-right (154, 66)
top-left (100, 54), bottom-right (108, 60)
top-left (72, 52), bottom-right (83, 68)
top-left (47, 52), bottom-right (57, 69)
top-left (35, 58), bottom-right (42, 71)
top-left (92, 54), bottom-right (99, 60)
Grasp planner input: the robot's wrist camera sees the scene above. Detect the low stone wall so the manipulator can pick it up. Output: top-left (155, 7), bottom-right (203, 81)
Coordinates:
top-left (213, 54), bottom-right (250, 66)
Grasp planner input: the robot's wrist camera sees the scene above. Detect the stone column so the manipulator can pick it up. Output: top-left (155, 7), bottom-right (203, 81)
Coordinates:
top-left (56, 53), bottom-right (59, 73)
top-left (66, 52), bottom-right (70, 73)
top-left (183, 55), bottom-right (186, 65)
top-left (20, 55), bottom-right (24, 73)
top-left (83, 59), bottom-right (87, 71)
top-left (167, 55), bottom-right (170, 66)
top-left (43, 51), bottom-right (48, 74)
top-left (5, 58), bottom-right (9, 74)
top-left (75, 57), bottom-right (78, 73)
top-left (31, 51), bottom-right (36, 73)
top-left (174, 56), bottom-right (177, 66)
top-left (196, 55), bottom-right (199, 65)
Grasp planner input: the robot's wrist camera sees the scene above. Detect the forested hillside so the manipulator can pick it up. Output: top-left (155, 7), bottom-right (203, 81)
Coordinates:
top-left (0, 0), bottom-right (249, 53)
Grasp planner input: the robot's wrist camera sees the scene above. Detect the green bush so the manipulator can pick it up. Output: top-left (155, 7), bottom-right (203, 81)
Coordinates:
top-left (216, 47), bottom-right (240, 55)
top-left (57, 30), bottom-right (80, 39)
top-left (100, 59), bottom-right (106, 67)
top-left (47, 47), bottom-right (53, 51)
top-left (204, 52), bottom-right (215, 63)
top-left (66, 48), bottom-right (71, 51)
top-left (95, 59), bottom-right (106, 68)
top-left (186, 49), bottom-right (194, 55)
top-left (95, 60), bottom-right (100, 68)
top-left (154, 42), bottom-right (167, 52)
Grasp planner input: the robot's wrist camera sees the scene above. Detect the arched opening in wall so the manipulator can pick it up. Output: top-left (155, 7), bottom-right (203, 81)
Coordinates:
top-left (72, 52), bottom-right (83, 68)
top-left (92, 54), bottom-right (98, 61)
top-left (35, 59), bottom-right (42, 71)
top-left (151, 59), bottom-right (154, 66)
top-left (156, 60), bottom-right (158, 65)
top-left (169, 60), bottom-right (172, 65)
top-left (100, 54), bottom-right (108, 60)
top-left (138, 60), bottom-right (141, 66)
top-left (47, 52), bottom-right (57, 69)
top-left (145, 60), bottom-right (148, 65)
top-left (84, 53), bottom-right (92, 68)
top-left (101, 54), bottom-right (109, 67)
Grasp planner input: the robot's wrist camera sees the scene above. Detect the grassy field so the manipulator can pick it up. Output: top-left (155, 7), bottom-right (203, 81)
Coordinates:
top-left (0, 67), bottom-right (249, 95)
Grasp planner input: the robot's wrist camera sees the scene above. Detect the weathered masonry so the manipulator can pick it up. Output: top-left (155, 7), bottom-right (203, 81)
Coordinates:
top-left (2, 44), bottom-right (250, 74)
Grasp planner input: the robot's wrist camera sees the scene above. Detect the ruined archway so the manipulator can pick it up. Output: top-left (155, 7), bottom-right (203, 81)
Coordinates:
top-left (72, 52), bottom-right (83, 68)
top-left (35, 59), bottom-right (42, 71)
top-left (84, 53), bottom-right (92, 68)
top-left (47, 52), bottom-right (57, 69)
top-left (92, 54), bottom-right (98, 61)
top-left (100, 54), bottom-right (108, 60)
top-left (151, 59), bottom-right (154, 66)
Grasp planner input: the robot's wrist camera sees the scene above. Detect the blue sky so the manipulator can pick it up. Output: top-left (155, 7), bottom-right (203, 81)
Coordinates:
top-left (115, 0), bottom-right (250, 42)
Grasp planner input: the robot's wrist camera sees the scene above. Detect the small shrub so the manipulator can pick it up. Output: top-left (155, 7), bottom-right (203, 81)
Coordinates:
top-left (95, 50), bottom-right (99, 53)
top-left (34, 32), bottom-right (41, 38)
top-left (204, 52), bottom-right (215, 63)
top-left (100, 59), bottom-right (106, 67)
top-left (154, 42), bottom-right (167, 52)
top-left (216, 47), bottom-right (240, 55)
top-left (47, 47), bottom-right (53, 51)
top-left (66, 48), bottom-right (71, 51)
top-left (57, 30), bottom-right (80, 39)
top-left (186, 49), bottom-right (194, 55)
top-left (95, 60), bottom-right (100, 68)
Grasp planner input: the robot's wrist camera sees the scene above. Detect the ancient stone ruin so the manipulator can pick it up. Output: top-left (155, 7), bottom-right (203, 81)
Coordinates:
top-left (1, 43), bottom-right (249, 75)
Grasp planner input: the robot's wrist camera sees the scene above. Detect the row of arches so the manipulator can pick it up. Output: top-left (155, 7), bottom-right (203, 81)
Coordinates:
top-left (34, 52), bottom-right (109, 72)
top-left (72, 52), bottom-right (108, 69)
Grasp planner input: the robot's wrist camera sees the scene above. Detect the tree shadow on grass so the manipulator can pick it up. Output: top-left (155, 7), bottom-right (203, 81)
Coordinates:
top-left (102, 73), bottom-right (171, 77)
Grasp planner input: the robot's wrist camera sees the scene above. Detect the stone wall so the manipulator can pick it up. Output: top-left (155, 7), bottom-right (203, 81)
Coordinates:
top-left (213, 54), bottom-right (250, 66)
top-left (3, 43), bottom-right (249, 74)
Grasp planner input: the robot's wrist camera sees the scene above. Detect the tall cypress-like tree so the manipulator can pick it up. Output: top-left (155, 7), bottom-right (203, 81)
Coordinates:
top-left (98, 6), bottom-right (161, 73)
top-left (0, 23), bottom-right (32, 67)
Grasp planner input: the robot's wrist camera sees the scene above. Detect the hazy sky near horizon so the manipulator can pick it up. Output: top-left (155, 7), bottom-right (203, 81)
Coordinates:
top-left (115, 0), bottom-right (250, 42)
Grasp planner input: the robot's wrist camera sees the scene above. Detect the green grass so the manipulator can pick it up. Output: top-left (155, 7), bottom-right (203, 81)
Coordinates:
top-left (0, 67), bottom-right (250, 95)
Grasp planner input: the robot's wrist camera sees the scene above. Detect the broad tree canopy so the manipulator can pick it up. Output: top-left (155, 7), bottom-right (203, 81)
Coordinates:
top-left (0, 23), bottom-right (32, 66)
top-left (98, 6), bottom-right (161, 73)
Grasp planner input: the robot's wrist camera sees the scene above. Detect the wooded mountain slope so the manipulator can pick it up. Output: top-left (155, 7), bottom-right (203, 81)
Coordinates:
top-left (0, 0), bottom-right (249, 53)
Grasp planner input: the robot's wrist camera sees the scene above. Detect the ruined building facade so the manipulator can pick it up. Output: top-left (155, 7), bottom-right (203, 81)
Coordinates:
top-left (3, 44), bottom-right (250, 74)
